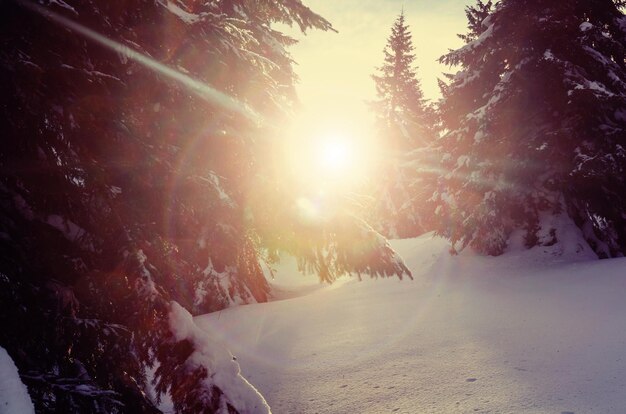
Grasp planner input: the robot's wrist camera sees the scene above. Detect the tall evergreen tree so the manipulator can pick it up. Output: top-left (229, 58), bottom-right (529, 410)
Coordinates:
top-left (458, 0), bottom-right (494, 44)
top-left (0, 0), bottom-right (410, 412)
top-left (436, 0), bottom-right (626, 257)
top-left (438, 1), bottom-right (494, 117)
top-left (370, 11), bottom-right (438, 238)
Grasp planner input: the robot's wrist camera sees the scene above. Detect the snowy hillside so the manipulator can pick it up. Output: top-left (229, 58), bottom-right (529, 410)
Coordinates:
top-left (196, 234), bottom-right (626, 414)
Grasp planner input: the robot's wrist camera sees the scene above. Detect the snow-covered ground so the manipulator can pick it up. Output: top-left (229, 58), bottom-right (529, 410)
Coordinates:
top-left (0, 346), bottom-right (35, 414)
top-left (196, 233), bottom-right (626, 414)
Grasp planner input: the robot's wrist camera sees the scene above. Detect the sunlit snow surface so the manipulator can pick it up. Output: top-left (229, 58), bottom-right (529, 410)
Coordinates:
top-left (196, 234), bottom-right (626, 414)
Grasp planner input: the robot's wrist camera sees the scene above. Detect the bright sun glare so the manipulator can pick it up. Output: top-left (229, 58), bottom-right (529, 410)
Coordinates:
top-left (286, 131), bottom-right (369, 222)
top-left (317, 135), bottom-right (352, 173)
top-left (280, 118), bottom-right (378, 197)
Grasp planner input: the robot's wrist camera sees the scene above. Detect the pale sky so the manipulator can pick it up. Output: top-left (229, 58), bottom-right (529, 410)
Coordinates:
top-left (283, 1), bottom-right (473, 131)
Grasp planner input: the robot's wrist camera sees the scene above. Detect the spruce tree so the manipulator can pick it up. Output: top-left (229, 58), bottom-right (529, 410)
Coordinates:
top-left (370, 11), bottom-right (437, 239)
top-left (0, 0), bottom-right (410, 412)
top-left (458, 0), bottom-right (494, 44)
top-left (436, 0), bottom-right (626, 257)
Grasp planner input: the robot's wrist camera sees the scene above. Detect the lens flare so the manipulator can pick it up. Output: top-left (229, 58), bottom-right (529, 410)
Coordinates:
top-left (296, 197), bottom-right (321, 222)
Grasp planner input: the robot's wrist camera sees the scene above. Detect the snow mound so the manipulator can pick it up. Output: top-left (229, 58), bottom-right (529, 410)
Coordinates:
top-left (0, 347), bottom-right (35, 414)
top-left (503, 212), bottom-right (598, 267)
top-left (169, 302), bottom-right (271, 414)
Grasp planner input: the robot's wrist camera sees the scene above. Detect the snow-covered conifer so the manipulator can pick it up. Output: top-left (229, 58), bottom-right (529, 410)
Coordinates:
top-left (370, 11), bottom-right (438, 238)
top-left (436, 0), bottom-right (626, 257)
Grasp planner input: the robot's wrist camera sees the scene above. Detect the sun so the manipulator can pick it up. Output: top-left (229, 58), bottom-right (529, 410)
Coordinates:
top-left (317, 135), bottom-right (353, 174)
top-left (279, 114), bottom-right (380, 198)
top-left (302, 130), bottom-right (370, 191)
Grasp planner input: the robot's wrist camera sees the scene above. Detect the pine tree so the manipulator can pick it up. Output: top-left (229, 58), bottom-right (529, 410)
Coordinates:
top-left (0, 0), bottom-right (410, 413)
top-left (370, 10), bottom-right (438, 239)
top-left (437, 1), bottom-right (494, 123)
top-left (436, 0), bottom-right (626, 257)
top-left (458, 0), bottom-right (494, 44)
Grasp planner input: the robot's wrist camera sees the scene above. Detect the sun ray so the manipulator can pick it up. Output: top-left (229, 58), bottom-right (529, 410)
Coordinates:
top-left (14, 0), bottom-right (261, 123)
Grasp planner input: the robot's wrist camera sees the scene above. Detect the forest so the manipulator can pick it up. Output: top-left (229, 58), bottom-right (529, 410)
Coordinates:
top-left (2, 0), bottom-right (626, 413)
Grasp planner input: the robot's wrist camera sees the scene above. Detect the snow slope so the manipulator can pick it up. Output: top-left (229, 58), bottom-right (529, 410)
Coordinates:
top-left (196, 233), bottom-right (626, 414)
top-left (0, 346), bottom-right (35, 414)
